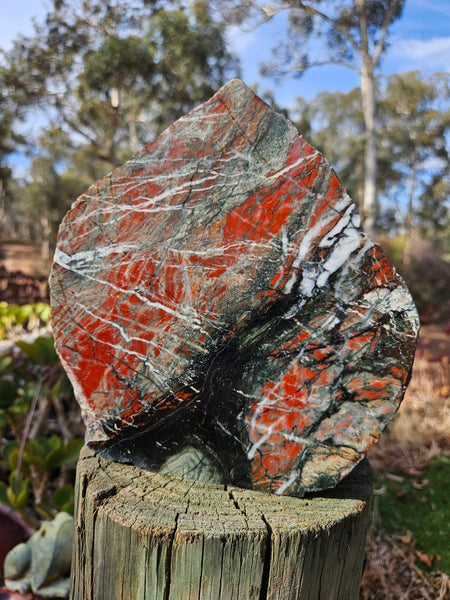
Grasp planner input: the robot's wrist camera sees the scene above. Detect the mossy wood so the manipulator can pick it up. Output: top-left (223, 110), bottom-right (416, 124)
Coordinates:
top-left (71, 447), bottom-right (371, 600)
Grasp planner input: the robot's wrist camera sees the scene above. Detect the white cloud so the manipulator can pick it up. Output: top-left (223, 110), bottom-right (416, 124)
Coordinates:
top-left (389, 37), bottom-right (450, 72)
top-left (225, 25), bottom-right (258, 56)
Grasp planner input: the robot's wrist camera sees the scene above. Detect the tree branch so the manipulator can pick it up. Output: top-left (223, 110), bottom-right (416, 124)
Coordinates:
top-left (258, 2), bottom-right (360, 53)
top-left (60, 113), bottom-right (100, 148)
top-left (286, 58), bottom-right (359, 75)
top-left (354, 0), bottom-right (370, 67)
top-left (372, 1), bottom-right (400, 67)
top-left (291, 1), bottom-right (360, 53)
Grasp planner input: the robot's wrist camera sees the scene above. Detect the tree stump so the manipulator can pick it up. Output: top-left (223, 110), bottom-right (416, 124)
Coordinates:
top-left (71, 447), bottom-right (371, 600)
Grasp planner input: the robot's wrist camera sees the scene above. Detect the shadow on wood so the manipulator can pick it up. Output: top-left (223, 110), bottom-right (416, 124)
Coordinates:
top-left (71, 447), bottom-right (371, 600)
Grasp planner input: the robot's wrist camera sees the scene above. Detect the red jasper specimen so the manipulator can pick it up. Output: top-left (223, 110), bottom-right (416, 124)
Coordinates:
top-left (50, 80), bottom-right (419, 496)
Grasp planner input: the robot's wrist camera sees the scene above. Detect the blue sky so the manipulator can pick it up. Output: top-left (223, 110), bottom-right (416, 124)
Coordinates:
top-left (1, 0), bottom-right (449, 108)
top-left (0, 0), bottom-right (449, 173)
top-left (225, 0), bottom-right (450, 107)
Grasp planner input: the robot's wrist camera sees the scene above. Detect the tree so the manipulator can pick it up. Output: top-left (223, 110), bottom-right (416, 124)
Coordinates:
top-left (13, 152), bottom-right (90, 259)
top-left (379, 71), bottom-right (449, 261)
top-left (2, 0), bottom-right (238, 170)
top-left (292, 72), bottom-right (449, 321)
top-left (294, 87), bottom-right (366, 205)
top-left (1, 0), bottom-right (239, 243)
top-left (289, 71), bottom-right (449, 242)
top-left (0, 83), bottom-right (22, 239)
top-left (214, 0), bottom-right (405, 236)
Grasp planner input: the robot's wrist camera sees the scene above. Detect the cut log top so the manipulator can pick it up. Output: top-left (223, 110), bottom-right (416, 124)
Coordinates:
top-left (72, 446), bottom-right (371, 600)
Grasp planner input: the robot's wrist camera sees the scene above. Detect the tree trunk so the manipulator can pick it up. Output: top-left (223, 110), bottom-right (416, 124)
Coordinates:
top-left (360, 60), bottom-right (377, 238)
top-left (71, 446), bottom-right (371, 600)
top-left (403, 163), bottom-right (417, 267)
top-left (40, 206), bottom-right (51, 262)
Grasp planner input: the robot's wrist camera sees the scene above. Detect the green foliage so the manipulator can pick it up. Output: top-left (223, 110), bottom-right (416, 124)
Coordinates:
top-left (146, 3), bottom-right (238, 129)
top-left (16, 336), bottom-right (59, 366)
top-left (52, 484), bottom-right (75, 514)
top-left (83, 35), bottom-right (155, 91)
top-left (0, 437), bottom-right (83, 518)
top-left (0, 82), bottom-right (23, 238)
top-left (0, 350), bottom-right (36, 431)
top-left (8, 436), bottom-right (83, 472)
top-left (0, 304), bottom-right (84, 527)
top-left (0, 471), bottom-right (29, 511)
top-left (2, 0), bottom-right (239, 244)
top-left (291, 71), bottom-right (449, 242)
top-left (296, 87), bottom-right (366, 207)
top-left (378, 71), bottom-right (449, 237)
top-left (373, 456), bottom-right (450, 573)
top-left (0, 302), bottom-right (51, 340)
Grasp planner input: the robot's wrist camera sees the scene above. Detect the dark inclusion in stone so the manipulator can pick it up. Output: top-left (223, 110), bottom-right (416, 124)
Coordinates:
top-left (50, 79), bottom-right (419, 497)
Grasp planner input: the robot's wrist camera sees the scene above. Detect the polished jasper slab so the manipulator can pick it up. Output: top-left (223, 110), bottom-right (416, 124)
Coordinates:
top-left (50, 79), bottom-right (419, 496)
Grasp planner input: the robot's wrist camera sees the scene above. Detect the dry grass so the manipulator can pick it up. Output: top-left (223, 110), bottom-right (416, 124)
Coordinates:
top-left (368, 355), bottom-right (450, 474)
top-left (361, 325), bottom-right (450, 599)
top-left (361, 532), bottom-right (450, 600)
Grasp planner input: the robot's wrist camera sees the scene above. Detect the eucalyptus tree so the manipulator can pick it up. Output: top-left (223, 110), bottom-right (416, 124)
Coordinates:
top-left (291, 71), bottom-right (449, 242)
top-left (2, 0), bottom-right (238, 173)
top-left (1, 0), bottom-right (238, 242)
top-left (0, 81), bottom-right (23, 238)
top-left (379, 71), bottom-right (449, 261)
top-left (214, 0), bottom-right (405, 236)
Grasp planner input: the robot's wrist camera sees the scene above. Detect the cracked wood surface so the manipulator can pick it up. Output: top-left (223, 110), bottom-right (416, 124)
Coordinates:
top-left (71, 447), bottom-right (370, 600)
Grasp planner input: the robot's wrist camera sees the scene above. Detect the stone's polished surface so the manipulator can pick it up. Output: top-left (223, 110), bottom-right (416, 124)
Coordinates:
top-left (50, 79), bottom-right (419, 497)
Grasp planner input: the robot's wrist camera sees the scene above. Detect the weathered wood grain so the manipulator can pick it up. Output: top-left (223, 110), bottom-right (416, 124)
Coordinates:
top-left (71, 447), bottom-right (371, 600)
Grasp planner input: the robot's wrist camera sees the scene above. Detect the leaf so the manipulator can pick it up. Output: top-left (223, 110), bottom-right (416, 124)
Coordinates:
top-left (0, 355), bottom-right (13, 372)
top-left (15, 305), bottom-right (33, 326)
top-left (415, 549), bottom-right (433, 568)
top-left (7, 473), bottom-right (30, 509)
top-left (4, 443), bottom-right (19, 471)
top-left (2, 440), bottom-right (18, 459)
top-left (15, 480), bottom-right (29, 509)
top-left (6, 486), bottom-right (17, 507)
top-left (399, 532), bottom-right (412, 544)
top-left (46, 438), bottom-right (83, 469)
top-left (0, 480), bottom-right (10, 506)
top-left (15, 336), bottom-right (59, 365)
top-left (8, 402), bottom-right (31, 420)
top-left (53, 485), bottom-right (74, 512)
top-left (35, 502), bottom-right (54, 520)
top-left (59, 500), bottom-right (75, 515)
top-left (9, 470), bottom-right (22, 491)
top-left (24, 438), bottom-right (48, 458)
top-left (34, 302), bottom-right (52, 323)
top-left (22, 450), bottom-right (46, 470)
top-left (47, 434), bottom-right (62, 452)
top-left (0, 379), bottom-right (17, 408)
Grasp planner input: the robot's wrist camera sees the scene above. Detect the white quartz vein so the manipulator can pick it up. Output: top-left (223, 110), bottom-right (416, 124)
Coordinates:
top-left (247, 416), bottom-right (306, 461)
top-left (75, 302), bottom-right (180, 364)
top-left (54, 245), bottom-right (136, 270)
top-left (54, 250), bottom-right (209, 332)
top-left (283, 194), bottom-right (353, 295)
